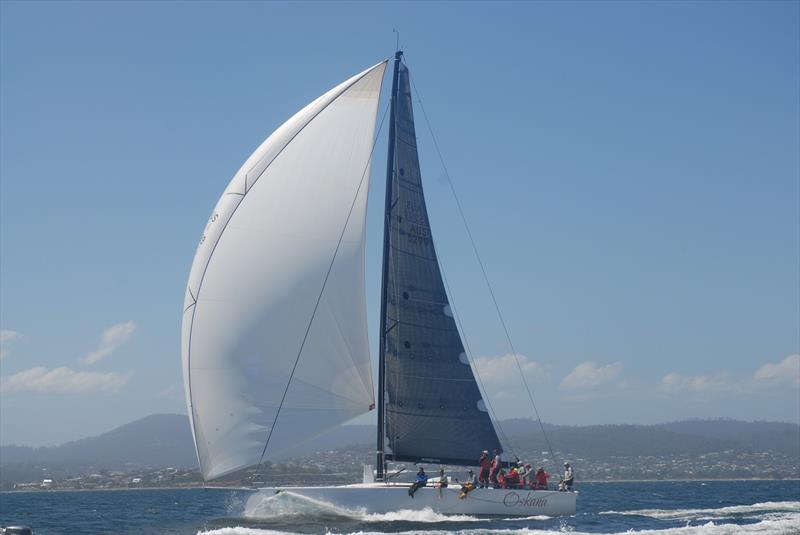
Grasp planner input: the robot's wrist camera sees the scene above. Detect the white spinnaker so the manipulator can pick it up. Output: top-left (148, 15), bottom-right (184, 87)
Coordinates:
top-left (181, 61), bottom-right (386, 480)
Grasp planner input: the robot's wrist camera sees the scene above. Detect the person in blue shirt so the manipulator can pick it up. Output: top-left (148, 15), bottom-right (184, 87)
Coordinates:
top-left (408, 466), bottom-right (428, 498)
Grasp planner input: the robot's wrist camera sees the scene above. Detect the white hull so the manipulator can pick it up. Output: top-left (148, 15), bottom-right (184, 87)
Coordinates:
top-left (246, 483), bottom-right (577, 517)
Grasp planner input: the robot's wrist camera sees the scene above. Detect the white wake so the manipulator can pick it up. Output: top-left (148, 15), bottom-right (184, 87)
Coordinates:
top-left (361, 509), bottom-right (482, 522)
top-left (243, 490), bottom-right (483, 523)
top-left (201, 512), bottom-right (800, 535)
top-left (600, 501), bottom-right (800, 520)
top-left (243, 490), bottom-right (361, 519)
top-left (219, 495), bottom-right (800, 535)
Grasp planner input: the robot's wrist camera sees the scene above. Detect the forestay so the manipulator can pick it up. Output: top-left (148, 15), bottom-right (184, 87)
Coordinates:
top-left (181, 61), bottom-right (386, 480)
top-left (382, 62), bottom-right (503, 466)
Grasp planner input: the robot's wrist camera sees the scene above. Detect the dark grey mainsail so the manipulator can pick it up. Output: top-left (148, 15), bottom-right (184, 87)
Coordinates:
top-left (378, 55), bottom-right (502, 471)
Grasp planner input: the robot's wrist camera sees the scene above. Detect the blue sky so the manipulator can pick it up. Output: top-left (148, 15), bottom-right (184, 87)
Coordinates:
top-left (1, 1), bottom-right (798, 446)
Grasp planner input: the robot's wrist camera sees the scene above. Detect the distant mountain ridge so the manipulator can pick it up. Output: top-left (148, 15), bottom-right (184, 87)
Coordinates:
top-left (1, 414), bottom-right (797, 476)
top-left (1, 414), bottom-right (196, 468)
top-left (0, 414), bottom-right (375, 471)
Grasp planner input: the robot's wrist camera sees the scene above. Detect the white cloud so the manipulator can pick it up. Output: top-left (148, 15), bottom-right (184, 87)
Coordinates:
top-left (560, 361), bottom-right (623, 389)
top-left (473, 353), bottom-right (550, 383)
top-left (753, 354), bottom-right (800, 386)
top-left (0, 330), bottom-right (21, 360)
top-left (1, 366), bottom-right (131, 394)
top-left (0, 330), bottom-right (20, 343)
top-left (81, 321), bottom-right (136, 365)
top-left (658, 372), bottom-right (731, 393)
top-left (657, 356), bottom-right (800, 396)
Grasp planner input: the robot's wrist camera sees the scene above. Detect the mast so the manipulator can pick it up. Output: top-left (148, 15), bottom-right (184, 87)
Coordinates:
top-left (377, 50), bottom-right (402, 481)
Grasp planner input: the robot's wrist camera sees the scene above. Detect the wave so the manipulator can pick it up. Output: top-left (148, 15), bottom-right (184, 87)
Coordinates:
top-left (361, 509), bottom-right (482, 522)
top-left (600, 501), bottom-right (800, 520)
top-left (243, 490), bottom-right (482, 523)
top-left (231, 494), bottom-right (800, 535)
top-left (501, 515), bottom-right (554, 521)
top-left (241, 489), bottom-right (557, 524)
top-left (243, 490), bottom-right (361, 519)
top-left (200, 530), bottom-right (290, 535)
top-left (199, 512), bottom-right (800, 535)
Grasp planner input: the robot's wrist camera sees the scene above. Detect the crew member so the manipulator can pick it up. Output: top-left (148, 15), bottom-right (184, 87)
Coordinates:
top-left (517, 462), bottom-right (531, 487)
top-left (533, 467), bottom-right (549, 490)
top-left (479, 451), bottom-right (491, 488)
top-left (408, 466), bottom-right (428, 498)
top-left (504, 466), bottom-right (522, 489)
top-left (436, 467), bottom-right (448, 499)
top-left (458, 469), bottom-right (478, 499)
top-left (562, 462), bottom-right (574, 491)
top-left (490, 449), bottom-right (502, 487)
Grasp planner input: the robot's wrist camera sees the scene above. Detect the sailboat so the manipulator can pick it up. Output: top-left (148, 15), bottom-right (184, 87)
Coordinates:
top-left (181, 52), bottom-right (577, 517)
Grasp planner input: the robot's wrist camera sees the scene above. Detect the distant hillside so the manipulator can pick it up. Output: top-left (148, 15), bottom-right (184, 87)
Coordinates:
top-left (499, 419), bottom-right (799, 458)
top-left (655, 419), bottom-right (800, 456)
top-left (0, 415), bottom-right (373, 474)
top-left (508, 425), bottom-right (740, 457)
top-left (0, 414), bottom-right (196, 469)
top-left (2, 415), bottom-right (796, 483)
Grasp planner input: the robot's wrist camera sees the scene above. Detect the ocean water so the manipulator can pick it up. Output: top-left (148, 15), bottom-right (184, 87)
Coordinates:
top-left (0, 480), bottom-right (798, 535)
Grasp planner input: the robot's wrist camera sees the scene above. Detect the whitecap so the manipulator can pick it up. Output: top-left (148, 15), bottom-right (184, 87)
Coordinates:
top-left (198, 528), bottom-right (296, 535)
top-left (361, 507), bottom-right (481, 522)
top-left (499, 515), bottom-right (553, 521)
top-left (199, 513), bottom-right (800, 535)
top-left (599, 501), bottom-right (800, 520)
